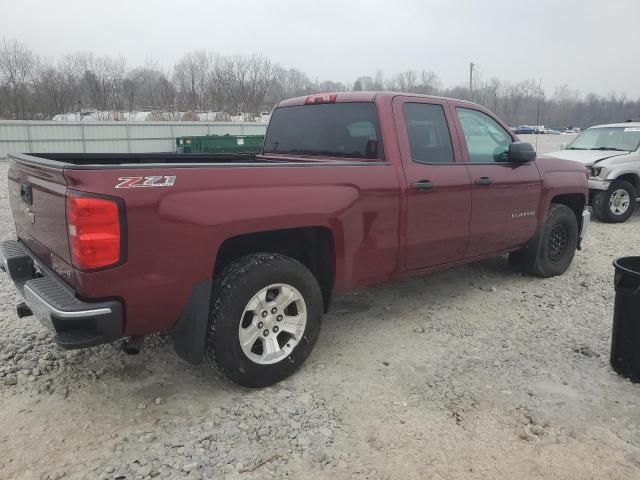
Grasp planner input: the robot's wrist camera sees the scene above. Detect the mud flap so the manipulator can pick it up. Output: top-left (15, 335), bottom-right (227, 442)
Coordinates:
top-left (170, 280), bottom-right (212, 365)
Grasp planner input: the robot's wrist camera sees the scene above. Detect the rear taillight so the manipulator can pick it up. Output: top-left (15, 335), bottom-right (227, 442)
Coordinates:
top-left (66, 192), bottom-right (123, 270)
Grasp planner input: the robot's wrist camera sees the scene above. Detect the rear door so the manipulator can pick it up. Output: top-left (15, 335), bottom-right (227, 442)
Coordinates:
top-left (451, 105), bottom-right (541, 257)
top-left (7, 156), bottom-right (74, 284)
top-left (393, 96), bottom-right (472, 270)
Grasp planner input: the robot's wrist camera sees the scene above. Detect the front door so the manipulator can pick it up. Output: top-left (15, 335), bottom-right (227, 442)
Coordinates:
top-left (393, 97), bottom-right (472, 270)
top-left (452, 106), bottom-right (542, 257)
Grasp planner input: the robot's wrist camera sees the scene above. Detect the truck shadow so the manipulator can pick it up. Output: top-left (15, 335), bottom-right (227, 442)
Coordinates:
top-left (329, 254), bottom-right (514, 319)
top-left (34, 252), bottom-right (557, 401)
top-left (122, 255), bottom-right (514, 385)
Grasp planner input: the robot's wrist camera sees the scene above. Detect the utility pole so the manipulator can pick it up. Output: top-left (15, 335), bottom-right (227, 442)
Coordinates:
top-left (469, 62), bottom-right (475, 97)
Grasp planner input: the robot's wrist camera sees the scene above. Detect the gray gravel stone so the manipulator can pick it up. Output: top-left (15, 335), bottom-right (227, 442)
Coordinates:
top-left (182, 462), bottom-right (198, 473)
top-left (530, 424), bottom-right (545, 436)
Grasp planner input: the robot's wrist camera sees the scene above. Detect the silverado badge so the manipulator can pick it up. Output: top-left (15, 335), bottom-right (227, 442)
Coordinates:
top-left (512, 210), bottom-right (536, 219)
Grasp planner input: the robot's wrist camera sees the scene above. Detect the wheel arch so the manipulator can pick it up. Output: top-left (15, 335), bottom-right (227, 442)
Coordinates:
top-left (550, 193), bottom-right (585, 230)
top-left (614, 172), bottom-right (640, 195)
top-left (171, 226), bottom-right (335, 366)
top-left (214, 226), bottom-right (336, 312)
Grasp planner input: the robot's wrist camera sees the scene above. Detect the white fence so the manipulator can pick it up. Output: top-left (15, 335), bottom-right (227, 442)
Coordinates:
top-left (0, 121), bottom-right (268, 159)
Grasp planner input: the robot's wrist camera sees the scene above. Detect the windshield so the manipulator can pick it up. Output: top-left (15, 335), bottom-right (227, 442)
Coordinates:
top-left (567, 127), bottom-right (640, 152)
top-left (263, 103), bottom-right (383, 159)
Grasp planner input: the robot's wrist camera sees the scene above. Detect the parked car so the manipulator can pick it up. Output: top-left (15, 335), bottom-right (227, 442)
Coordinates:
top-left (548, 122), bottom-right (640, 222)
top-left (1, 92), bottom-right (590, 387)
top-left (515, 125), bottom-right (537, 134)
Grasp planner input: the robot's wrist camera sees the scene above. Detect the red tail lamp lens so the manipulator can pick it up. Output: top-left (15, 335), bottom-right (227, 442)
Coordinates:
top-left (66, 194), bottom-right (122, 270)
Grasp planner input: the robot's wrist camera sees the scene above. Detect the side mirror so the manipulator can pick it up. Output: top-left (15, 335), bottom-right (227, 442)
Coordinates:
top-left (509, 142), bottom-right (536, 163)
top-left (560, 143), bottom-right (567, 150)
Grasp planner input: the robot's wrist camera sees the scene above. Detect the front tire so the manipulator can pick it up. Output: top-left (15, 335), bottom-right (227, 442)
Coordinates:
top-left (509, 204), bottom-right (579, 278)
top-left (592, 180), bottom-right (636, 223)
top-left (206, 253), bottom-right (323, 388)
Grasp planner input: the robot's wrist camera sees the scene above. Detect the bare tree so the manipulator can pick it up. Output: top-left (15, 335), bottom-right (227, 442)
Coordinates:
top-left (77, 53), bottom-right (127, 115)
top-left (386, 71), bottom-right (417, 92)
top-left (0, 39), bottom-right (37, 118)
top-left (373, 70), bottom-right (385, 90)
top-left (503, 80), bottom-right (538, 125)
top-left (314, 80), bottom-right (347, 94)
top-left (353, 76), bottom-right (374, 91)
top-left (173, 50), bottom-right (212, 111)
top-left (33, 53), bottom-right (83, 117)
top-left (2, 37), bottom-right (640, 127)
top-left (418, 70), bottom-right (441, 94)
top-left (214, 54), bottom-right (275, 113)
top-left (131, 60), bottom-right (176, 110)
top-left (269, 67), bottom-right (313, 101)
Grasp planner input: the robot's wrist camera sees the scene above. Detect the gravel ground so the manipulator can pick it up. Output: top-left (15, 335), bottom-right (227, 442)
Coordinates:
top-left (519, 133), bottom-right (577, 154)
top-left (1, 158), bottom-right (639, 480)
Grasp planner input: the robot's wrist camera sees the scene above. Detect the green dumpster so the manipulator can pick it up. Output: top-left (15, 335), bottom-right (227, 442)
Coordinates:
top-left (176, 134), bottom-right (264, 154)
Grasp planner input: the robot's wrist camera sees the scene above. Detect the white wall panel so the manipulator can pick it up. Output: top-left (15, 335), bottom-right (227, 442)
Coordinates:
top-left (130, 139), bottom-right (174, 153)
top-left (0, 121), bottom-right (267, 158)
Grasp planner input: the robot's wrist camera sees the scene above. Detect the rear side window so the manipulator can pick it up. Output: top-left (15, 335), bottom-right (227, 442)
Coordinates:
top-left (403, 103), bottom-right (454, 164)
top-left (263, 103), bottom-right (383, 159)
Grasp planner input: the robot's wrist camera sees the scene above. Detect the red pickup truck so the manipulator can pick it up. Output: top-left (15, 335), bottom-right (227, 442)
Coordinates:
top-left (2, 92), bottom-right (590, 387)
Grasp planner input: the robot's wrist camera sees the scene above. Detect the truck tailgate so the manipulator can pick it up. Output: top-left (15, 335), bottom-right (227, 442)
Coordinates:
top-left (7, 158), bottom-right (74, 285)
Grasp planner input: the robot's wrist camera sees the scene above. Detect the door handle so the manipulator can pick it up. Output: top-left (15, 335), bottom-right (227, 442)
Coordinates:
top-left (411, 180), bottom-right (434, 190)
top-left (475, 177), bottom-right (493, 186)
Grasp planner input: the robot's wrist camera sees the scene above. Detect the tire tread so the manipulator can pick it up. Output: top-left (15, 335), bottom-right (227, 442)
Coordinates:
top-left (206, 252), bottom-right (321, 387)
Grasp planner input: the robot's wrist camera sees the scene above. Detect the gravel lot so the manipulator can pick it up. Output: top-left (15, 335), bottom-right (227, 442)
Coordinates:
top-left (1, 155), bottom-right (639, 480)
top-left (519, 133), bottom-right (576, 154)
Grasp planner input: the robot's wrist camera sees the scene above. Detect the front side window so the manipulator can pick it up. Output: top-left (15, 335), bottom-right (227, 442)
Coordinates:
top-left (457, 108), bottom-right (512, 163)
top-left (263, 103), bottom-right (383, 159)
top-left (403, 103), bottom-right (454, 164)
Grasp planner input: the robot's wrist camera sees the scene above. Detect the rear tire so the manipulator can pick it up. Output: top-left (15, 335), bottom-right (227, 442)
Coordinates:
top-left (509, 204), bottom-right (578, 278)
top-left (592, 180), bottom-right (636, 223)
top-left (206, 253), bottom-right (322, 388)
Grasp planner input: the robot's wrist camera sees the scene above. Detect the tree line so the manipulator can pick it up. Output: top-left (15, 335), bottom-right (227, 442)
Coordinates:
top-left (1, 38), bottom-right (638, 127)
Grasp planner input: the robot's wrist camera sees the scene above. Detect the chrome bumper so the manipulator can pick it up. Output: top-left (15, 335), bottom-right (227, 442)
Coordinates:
top-left (0, 239), bottom-right (123, 349)
top-left (588, 177), bottom-right (610, 191)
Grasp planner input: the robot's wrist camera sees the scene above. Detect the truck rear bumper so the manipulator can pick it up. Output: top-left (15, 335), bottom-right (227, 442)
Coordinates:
top-left (0, 239), bottom-right (123, 349)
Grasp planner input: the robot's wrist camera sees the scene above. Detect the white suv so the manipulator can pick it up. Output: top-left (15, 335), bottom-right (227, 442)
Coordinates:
top-left (549, 122), bottom-right (640, 222)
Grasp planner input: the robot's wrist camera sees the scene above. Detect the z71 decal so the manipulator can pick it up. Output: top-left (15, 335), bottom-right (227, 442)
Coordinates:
top-left (115, 176), bottom-right (176, 189)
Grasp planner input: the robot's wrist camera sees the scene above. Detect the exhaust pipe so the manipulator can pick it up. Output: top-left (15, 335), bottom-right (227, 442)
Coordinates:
top-left (16, 302), bottom-right (33, 318)
top-left (122, 335), bottom-right (144, 355)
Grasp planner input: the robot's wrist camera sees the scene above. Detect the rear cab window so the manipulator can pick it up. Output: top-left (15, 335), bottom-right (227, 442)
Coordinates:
top-left (263, 103), bottom-right (384, 159)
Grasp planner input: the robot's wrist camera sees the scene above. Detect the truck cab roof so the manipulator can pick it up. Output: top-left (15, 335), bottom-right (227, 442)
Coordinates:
top-left (276, 91), bottom-right (479, 108)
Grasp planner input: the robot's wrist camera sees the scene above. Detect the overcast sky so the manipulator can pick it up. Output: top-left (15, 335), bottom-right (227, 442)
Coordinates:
top-left (2, 0), bottom-right (639, 97)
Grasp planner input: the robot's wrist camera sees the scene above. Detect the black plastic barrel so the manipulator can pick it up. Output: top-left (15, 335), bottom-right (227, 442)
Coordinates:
top-left (611, 257), bottom-right (640, 383)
